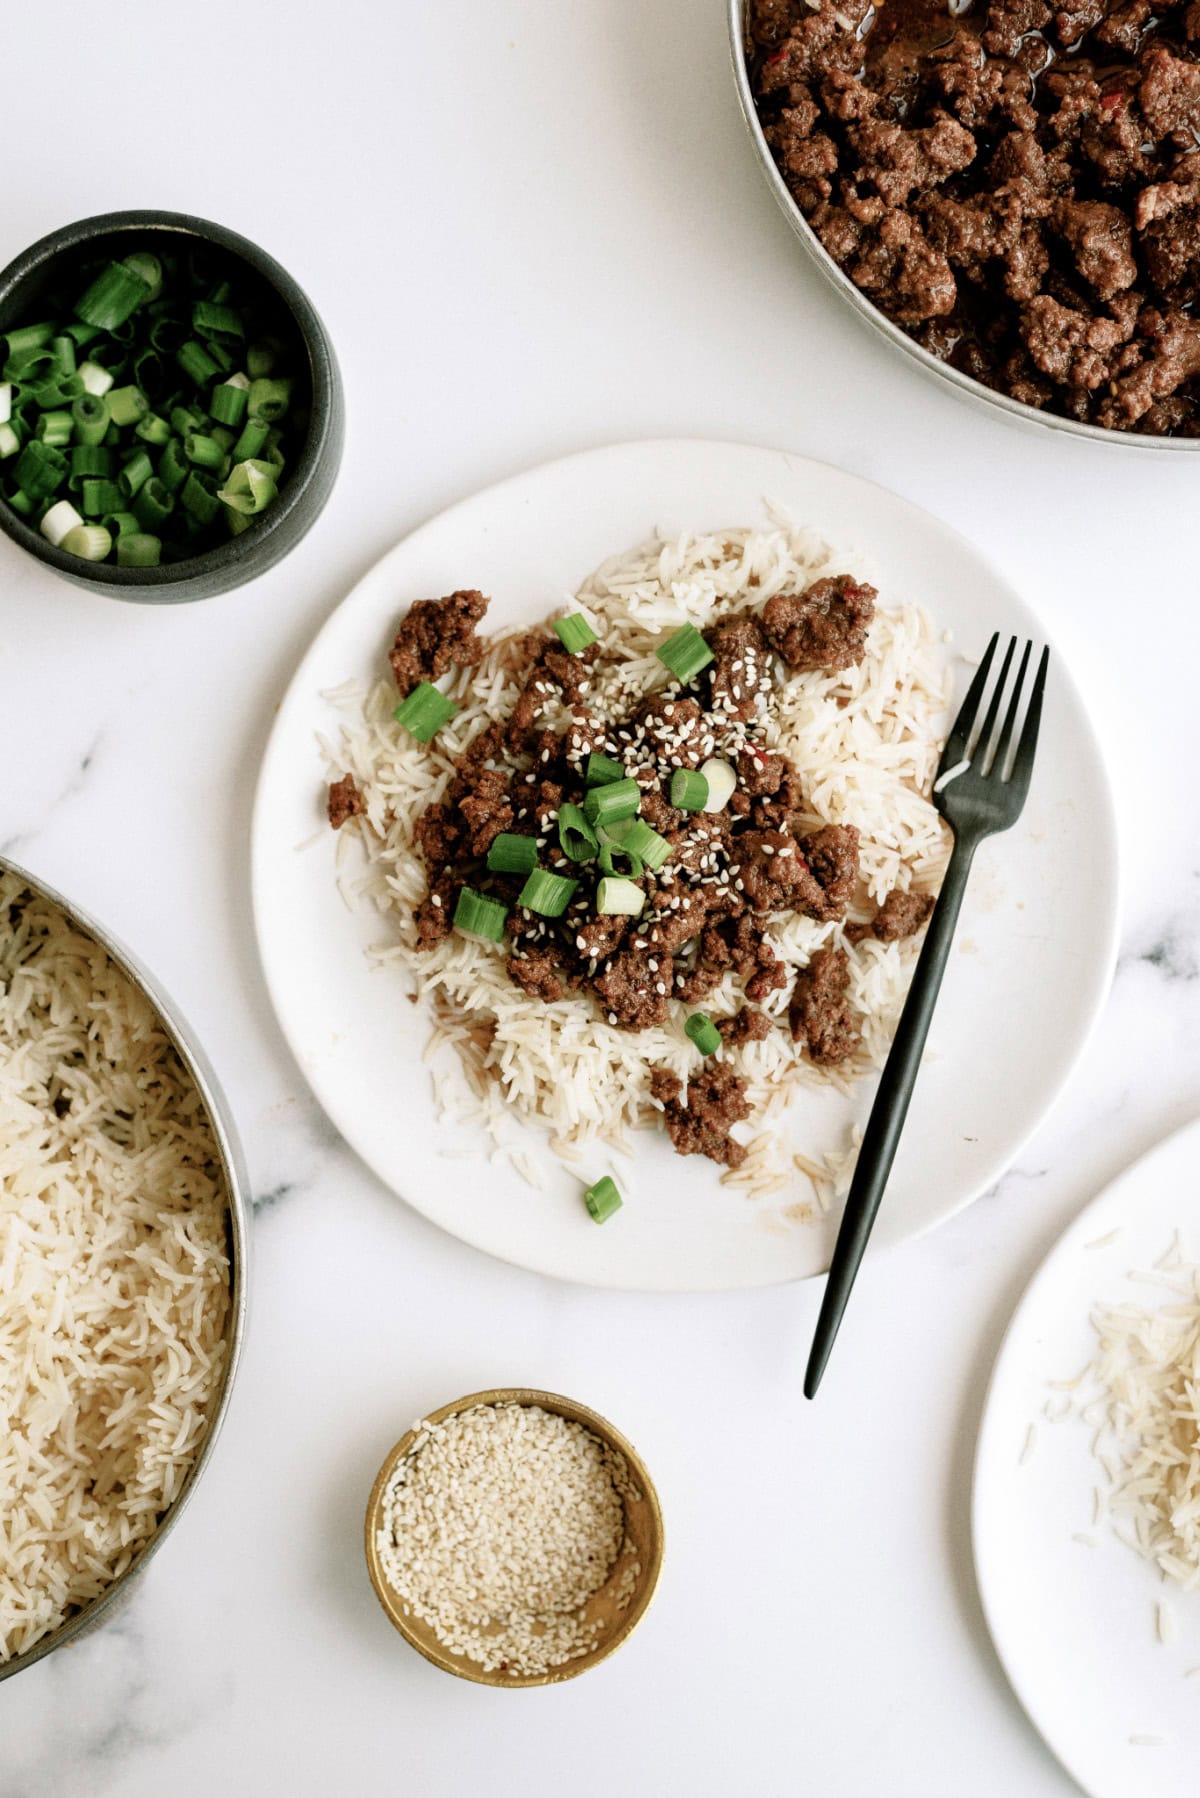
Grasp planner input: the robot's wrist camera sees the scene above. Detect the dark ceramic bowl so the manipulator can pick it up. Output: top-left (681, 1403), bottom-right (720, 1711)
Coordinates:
top-left (0, 211), bottom-right (344, 601)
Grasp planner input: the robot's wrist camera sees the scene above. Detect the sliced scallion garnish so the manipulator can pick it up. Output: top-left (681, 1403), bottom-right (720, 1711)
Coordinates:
top-left (585, 751), bottom-right (625, 787)
top-left (656, 623), bottom-right (714, 684)
top-left (685, 1012), bottom-right (722, 1056)
top-left (597, 839), bottom-right (644, 879)
top-left (394, 681), bottom-right (458, 744)
top-left (39, 498), bottom-right (84, 547)
top-left (453, 887), bottom-right (508, 944)
top-left (596, 877), bottom-right (644, 916)
top-left (699, 757), bottom-right (737, 812)
top-left (74, 261), bottom-right (151, 331)
top-left (557, 802), bottom-right (599, 863)
top-left (486, 833), bottom-right (539, 875)
top-left (605, 816), bottom-right (671, 872)
top-left (582, 777), bottom-right (641, 829)
top-left (553, 612), bottom-right (597, 654)
top-left (518, 869), bottom-right (578, 917)
top-left (59, 522), bottom-right (112, 562)
top-left (670, 769), bottom-right (709, 812)
top-left (583, 1176), bottom-right (622, 1223)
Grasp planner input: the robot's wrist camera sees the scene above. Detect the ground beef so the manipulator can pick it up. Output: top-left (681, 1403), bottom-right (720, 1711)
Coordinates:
top-left (846, 885), bottom-right (936, 942)
top-left (705, 613), bottom-right (773, 723)
top-left (747, 0), bottom-right (1200, 433)
top-left (593, 949), bottom-right (674, 1031)
top-left (506, 950), bottom-right (564, 1003)
top-left (761, 577), bottom-right (877, 672)
top-left (388, 589), bottom-right (489, 696)
top-left (327, 773), bottom-right (364, 830)
top-left (797, 823), bottom-right (860, 922)
top-left (650, 1064), bottom-right (753, 1168)
top-left (716, 1007), bottom-right (773, 1046)
top-left (789, 946), bottom-right (861, 1063)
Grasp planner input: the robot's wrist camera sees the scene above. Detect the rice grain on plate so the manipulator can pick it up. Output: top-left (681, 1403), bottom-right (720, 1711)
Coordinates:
top-left (0, 876), bottom-right (230, 1663)
top-left (324, 519), bottom-right (950, 1199)
top-left (376, 1401), bottom-right (638, 1676)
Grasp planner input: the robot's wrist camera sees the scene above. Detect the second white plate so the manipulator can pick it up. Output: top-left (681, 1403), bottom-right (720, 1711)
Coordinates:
top-left (251, 439), bottom-right (1118, 1291)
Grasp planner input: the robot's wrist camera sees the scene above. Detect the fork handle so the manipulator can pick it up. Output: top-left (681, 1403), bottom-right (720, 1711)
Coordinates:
top-left (805, 832), bottom-right (979, 1397)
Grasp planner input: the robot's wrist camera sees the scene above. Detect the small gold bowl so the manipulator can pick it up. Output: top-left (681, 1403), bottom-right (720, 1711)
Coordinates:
top-left (364, 1387), bottom-right (664, 1687)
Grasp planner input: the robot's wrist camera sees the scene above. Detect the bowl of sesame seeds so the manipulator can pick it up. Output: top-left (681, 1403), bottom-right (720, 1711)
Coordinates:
top-left (364, 1388), bottom-right (663, 1686)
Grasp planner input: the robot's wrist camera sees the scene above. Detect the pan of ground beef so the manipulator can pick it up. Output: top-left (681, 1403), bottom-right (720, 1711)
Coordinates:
top-left (731, 0), bottom-right (1200, 444)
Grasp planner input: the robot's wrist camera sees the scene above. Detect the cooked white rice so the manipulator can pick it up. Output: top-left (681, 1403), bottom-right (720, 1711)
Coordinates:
top-left (0, 876), bottom-right (231, 1663)
top-left (323, 520), bottom-right (951, 1198)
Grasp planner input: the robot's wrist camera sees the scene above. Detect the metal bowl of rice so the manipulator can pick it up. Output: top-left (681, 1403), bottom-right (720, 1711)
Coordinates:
top-left (0, 859), bottom-right (248, 1683)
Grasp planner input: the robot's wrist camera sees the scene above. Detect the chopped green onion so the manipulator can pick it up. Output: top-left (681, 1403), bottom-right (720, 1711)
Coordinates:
top-left (121, 252), bottom-right (163, 303)
top-left (118, 448), bottom-right (154, 498)
top-left (557, 802), bottom-right (599, 863)
top-left (699, 757), bottom-right (737, 813)
top-left (685, 1012), bottom-right (722, 1056)
top-left (176, 341), bottom-right (220, 387)
top-left (394, 681), bottom-right (458, 744)
top-left (116, 531), bottom-right (161, 567)
top-left (204, 337), bottom-right (236, 375)
top-left (70, 393), bottom-right (110, 446)
top-left (604, 816), bottom-right (671, 872)
top-left (81, 478), bottom-right (121, 516)
top-left (4, 323), bottom-right (54, 360)
top-left (100, 510), bottom-right (140, 537)
top-left (453, 887), bottom-right (508, 944)
top-left (7, 489), bottom-right (34, 516)
top-left (486, 833), bottom-right (538, 876)
top-left (246, 341), bottom-right (276, 378)
top-left (583, 1176), bottom-right (622, 1224)
top-left (135, 411), bottom-right (171, 445)
top-left (170, 403), bottom-right (205, 438)
top-left (656, 623), bottom-right (714, 684)
top-left (670, 768), bottom-right (709, 812)
top-left (60, 522), bottom-right (112, 562)
top-left (192, 299), bottom-right (244, 342)
top-left (69, 444), bottom-right (111, 485)
top-left (596, 877), bottom-right (645, 917)
top-left (232, 416), bottom-right (269, 461)
top-left (0, 384), bottom-right (10, 426)
top-left (40, 498), bottom-right (84, 547)
top-left (210, 377), bottom-right (248, 427)
top-left (518, 869), bottom-right (578, 917)
top-left (35, 411), bottom-right (73, 448)
top-left (585, 751), bottom-right (625, 787)
top-left (13, 440), bottom-right (67, 500)
top-left (74, 261), bottom-right (150, 331)
top-left (50, 336), bottom-right (77, 381)
top-left (597, 840), bottom-right (644, 880)
top-left (183, 432), bottom-right (225, 469)
top-left (180, 471), bottom-right (220, 526)
top-left (216, 457), bottom-right (275, 515)
top-left (106, 385), bottom-right (148, 428)
top-left (76, 360), bottom-right (114, 398)
top-left (247, 376), bottom-right (291, 421)
top-left (0, 423), bottom-right (20, 459)
top-left (133, 477), bottom-right (174, 532)
top-left (554, 613), bottom-right (597, 654)
top-left (583, 777), bottom-right (641, 828)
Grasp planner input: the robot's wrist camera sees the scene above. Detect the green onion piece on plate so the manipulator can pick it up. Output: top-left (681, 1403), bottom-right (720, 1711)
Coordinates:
top-left (685, 1012), bottom-right (722, 1056)
top-left (453, 887), bottom-right (508, 944)
top-left (585, 751), bottom-right (625, 787)
top-left (583, 1176), bottom-right (622, 1224)
top-left (518, 869), bottom-right (578, 917)
top-left (656, 623), bottom-right (714, 684)
top-left (596, 877), bottom-right (644, 916)
top-left (699, 756), bottom-right (736, 812)
top-left (553, 612), bottom-right (597, 655)
top-left (394, 681), bottom-right (458, 744)
top-left (583, 777), bottom-right (641, 829)
top-left (486, 833), bottom-right (539, 876)
top-left (670, 768), bottom-right (709, 812)
top-left (605, 816), bottom-right (671, 872)
top-left (597, 840), bottom-right (643, 879)
top-left (557, 802), bottom-right (598, 863)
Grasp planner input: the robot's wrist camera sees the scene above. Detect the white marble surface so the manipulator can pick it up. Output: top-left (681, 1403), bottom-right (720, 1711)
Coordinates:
top-left (1, 3), bottom-right (1196, 1794)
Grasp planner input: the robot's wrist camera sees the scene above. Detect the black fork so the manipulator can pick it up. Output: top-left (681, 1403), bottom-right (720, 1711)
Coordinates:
top-left (805, 634), bottom-right (1050, 1398)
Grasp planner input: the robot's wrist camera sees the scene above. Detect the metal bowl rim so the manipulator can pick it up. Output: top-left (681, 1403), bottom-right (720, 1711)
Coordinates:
top-left (728, 0), bottom-right (1200, 452)
top-left (0, 856), bottom-right (249, 1683)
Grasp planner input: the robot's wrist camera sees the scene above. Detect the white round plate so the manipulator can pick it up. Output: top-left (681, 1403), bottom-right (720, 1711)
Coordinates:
top-left (974, 1119), bottom-right (1200, 1798)
top-left (251, 439), bottom-right (1118, 1292)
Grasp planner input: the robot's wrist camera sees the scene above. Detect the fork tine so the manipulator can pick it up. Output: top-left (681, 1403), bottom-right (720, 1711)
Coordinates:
top-left (989, 639), bottom-right (1032, 780)
top-left (941, 631), bottom-right (998, 770)
top-left (1007, 645), bottom-right (1049, 801)
top-left (974, 634), bottom-right (1017, 770)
